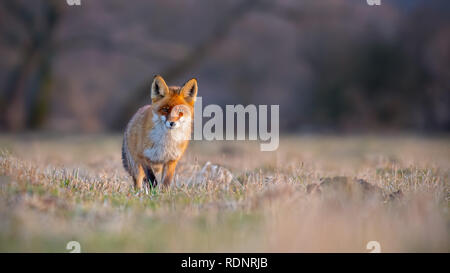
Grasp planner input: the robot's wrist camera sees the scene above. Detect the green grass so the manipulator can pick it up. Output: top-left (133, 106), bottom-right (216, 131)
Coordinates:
top-left (0, 134), bottom-right (448, 252)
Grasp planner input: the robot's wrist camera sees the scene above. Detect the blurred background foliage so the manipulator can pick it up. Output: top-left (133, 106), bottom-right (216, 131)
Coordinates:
top-left (0, 0), bottom-right (448, 133)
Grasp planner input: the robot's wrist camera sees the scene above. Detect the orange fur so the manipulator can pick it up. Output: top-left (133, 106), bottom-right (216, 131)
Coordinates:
top-left (122, 75), bottom-right (197, 190)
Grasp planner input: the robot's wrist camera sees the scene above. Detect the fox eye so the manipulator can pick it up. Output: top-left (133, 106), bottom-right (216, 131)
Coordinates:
top-left (162, 107), bottom-right (169, 113)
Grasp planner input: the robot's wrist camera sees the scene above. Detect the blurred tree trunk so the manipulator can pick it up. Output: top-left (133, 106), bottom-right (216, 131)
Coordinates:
top-left (2, 46), bottom-right (39, 131)
top-left (28, 2), bottom-right (60, 129)
top-left (1, 0), bottom-right (62, 131)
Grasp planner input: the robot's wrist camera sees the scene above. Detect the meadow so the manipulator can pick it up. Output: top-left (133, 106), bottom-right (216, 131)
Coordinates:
top-left (0, 134), bottom-right (448, 252)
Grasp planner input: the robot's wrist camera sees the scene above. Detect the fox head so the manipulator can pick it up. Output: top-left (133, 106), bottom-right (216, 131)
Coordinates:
top-left (150, 75), bottom-right (198, 130)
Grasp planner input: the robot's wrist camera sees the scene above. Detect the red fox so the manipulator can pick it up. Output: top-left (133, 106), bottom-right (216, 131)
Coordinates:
top-left (122, 75), bottom-right (198, 190)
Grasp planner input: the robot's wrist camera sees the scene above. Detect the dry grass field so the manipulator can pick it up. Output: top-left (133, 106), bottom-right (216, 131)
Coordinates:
top-left (0, 134), bottom-right (448, 252)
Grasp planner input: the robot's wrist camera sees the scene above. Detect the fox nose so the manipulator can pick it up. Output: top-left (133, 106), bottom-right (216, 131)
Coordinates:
top-left (165, 120), bottom-right (177, 129)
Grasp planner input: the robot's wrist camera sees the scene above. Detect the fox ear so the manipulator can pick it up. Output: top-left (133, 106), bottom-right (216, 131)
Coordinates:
top-left (151, 75), bottom-right (169, 102)
top-left (180, 78), bottom-right (198, 103)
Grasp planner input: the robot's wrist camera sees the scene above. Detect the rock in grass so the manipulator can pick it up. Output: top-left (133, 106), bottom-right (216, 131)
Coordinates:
top-left (187, 161), bottom-right (234, 186)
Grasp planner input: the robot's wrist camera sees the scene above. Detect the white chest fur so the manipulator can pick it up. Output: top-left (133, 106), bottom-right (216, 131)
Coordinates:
top-left (144, 113), bottom-right (191, 163)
